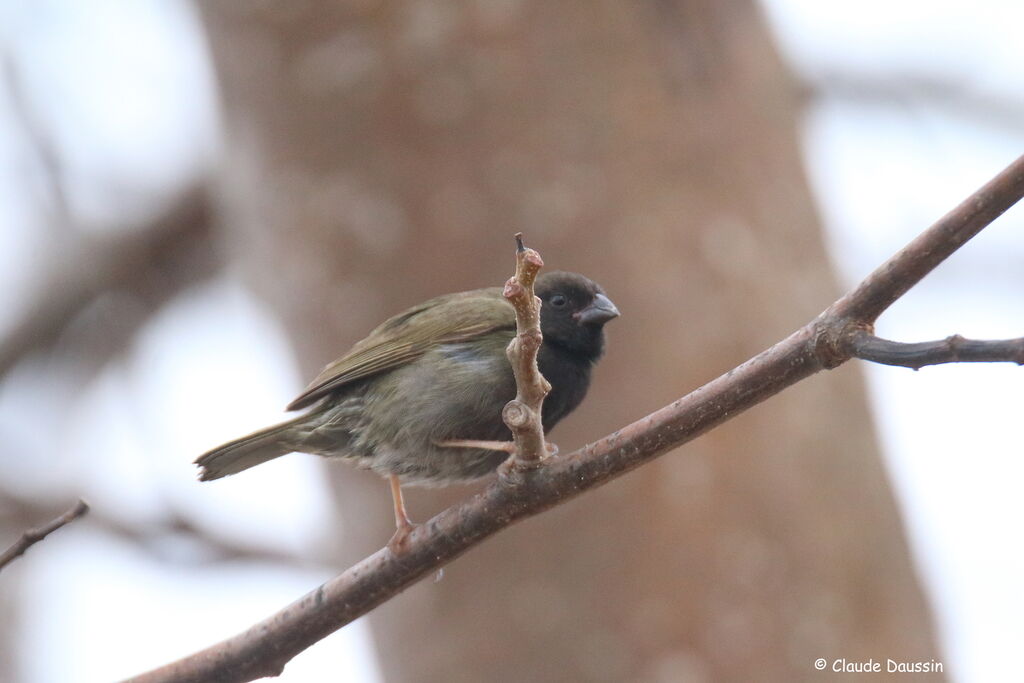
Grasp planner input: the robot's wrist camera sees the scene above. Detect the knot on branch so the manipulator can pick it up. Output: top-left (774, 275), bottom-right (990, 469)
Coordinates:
top-left (503, 280), bottom-right (525, 300)
top-left (502, 400), bottom-right (533, 429)
top-left (942, 334), bottom-right (967, 359)
top-left (813, 318), bottom-right (871, 369)
top-left (508, 328), bottom-right (544, 357)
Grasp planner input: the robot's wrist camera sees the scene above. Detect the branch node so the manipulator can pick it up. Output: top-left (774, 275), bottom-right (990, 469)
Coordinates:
top-left (502, 400), bottom-right (533, 430)
top-left (497, 453), bottom-right (545, 487)
top-left (503, 279), bottom-right (525, 300)
top-left (945, 334), bottom-right (966, 359)
top-left (814, 318), bottom-right (868, 369)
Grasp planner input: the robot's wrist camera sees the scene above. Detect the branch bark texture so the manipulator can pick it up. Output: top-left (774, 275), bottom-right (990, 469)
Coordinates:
top-left (126, 153), bottom-right (1024, 683)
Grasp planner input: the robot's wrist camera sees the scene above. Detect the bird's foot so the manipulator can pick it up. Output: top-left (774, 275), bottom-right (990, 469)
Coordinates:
top-left (387, 519), bottom-right (417, 554)
top-left (386, 474), bottom-right (417, 554)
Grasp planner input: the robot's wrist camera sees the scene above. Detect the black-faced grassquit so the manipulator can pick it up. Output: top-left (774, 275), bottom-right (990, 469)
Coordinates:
top-left (195, 271), bottom-right (618, 541)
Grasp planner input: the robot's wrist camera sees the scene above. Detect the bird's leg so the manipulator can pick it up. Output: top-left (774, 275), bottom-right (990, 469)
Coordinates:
top-left (436, 439), bottom-right (559, 456)
top-left (386, 475), bottom-right (416, 552)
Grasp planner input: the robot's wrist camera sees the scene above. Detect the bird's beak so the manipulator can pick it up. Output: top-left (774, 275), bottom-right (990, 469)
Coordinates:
top-left (576, 293), bottom-right (620, 325)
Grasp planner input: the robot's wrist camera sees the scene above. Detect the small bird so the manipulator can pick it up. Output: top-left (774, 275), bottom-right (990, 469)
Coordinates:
top-left (195, 271), bottom-right (618, 546)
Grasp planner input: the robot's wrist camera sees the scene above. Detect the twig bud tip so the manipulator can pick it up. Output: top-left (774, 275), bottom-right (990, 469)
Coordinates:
top-left (514, 233), bottom-right (525, 252)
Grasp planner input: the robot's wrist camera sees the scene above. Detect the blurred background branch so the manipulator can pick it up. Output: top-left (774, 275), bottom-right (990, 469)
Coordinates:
top-left (2, 50), bottom-right (70, 226)
top-left (802, 72), bottom-right (1024, 136)
top-left (0, 186), bottom-right (214, 379)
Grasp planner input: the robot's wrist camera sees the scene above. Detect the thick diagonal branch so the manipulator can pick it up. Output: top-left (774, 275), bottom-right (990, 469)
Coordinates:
top-left (124, 152), bottom-right (1024, 683)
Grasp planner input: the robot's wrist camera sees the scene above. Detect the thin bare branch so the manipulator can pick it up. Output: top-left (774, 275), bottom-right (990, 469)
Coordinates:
top-left (0, 499), bottom-right (89, 572)
top-left (843, 329), bottom-right (1024, 370)
top-left (501, 233), bottom-right (550, 467)
top-left (124, 153), bottom-right (1024, 683)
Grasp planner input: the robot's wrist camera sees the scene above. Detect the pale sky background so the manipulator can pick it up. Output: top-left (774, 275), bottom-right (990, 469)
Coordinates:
top-left (0, 1), bottom-right (1022, 681)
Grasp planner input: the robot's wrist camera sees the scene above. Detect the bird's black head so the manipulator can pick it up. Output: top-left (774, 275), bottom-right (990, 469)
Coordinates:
top-left (535, 271), bottom-right (619, 362)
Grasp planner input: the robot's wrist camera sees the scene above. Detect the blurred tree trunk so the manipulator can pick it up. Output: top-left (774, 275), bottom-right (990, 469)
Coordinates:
top-left (199, 0), bottom-right (942, 680)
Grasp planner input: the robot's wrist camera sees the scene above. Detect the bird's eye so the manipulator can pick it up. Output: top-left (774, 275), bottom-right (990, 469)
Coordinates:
top-left (550, 294), bottom-right (568, 308)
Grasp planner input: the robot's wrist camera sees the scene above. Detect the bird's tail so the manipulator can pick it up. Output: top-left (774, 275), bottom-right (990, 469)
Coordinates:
top-left (194, 416), bottom-right (306, 481)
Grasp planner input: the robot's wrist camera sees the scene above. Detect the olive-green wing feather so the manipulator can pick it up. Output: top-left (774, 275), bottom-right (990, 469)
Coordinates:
top-left (286, 288), bottom-right (514, 410)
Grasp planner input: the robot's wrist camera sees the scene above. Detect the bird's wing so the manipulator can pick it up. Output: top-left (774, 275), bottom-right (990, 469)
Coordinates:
top-left (286, 290), bottom-right (514, 410)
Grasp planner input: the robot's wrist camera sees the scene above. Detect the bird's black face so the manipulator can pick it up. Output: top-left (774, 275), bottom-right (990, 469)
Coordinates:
top-left (535, 271), bottom-right (619, 362)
